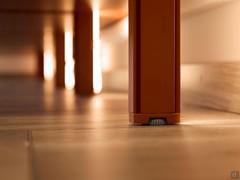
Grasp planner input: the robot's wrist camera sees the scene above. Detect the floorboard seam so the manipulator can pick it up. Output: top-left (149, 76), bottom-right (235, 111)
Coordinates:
top-left (26, 130), bottom-right (37, 180)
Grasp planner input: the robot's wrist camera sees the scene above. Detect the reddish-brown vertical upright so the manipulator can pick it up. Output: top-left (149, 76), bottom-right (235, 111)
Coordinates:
top-left (55, 30), bottom-right (65, 88)
top-left (74, 7), bottom-right (94, 95)
top-left (129, 0), bottom-right (180, 125)
top-left (37, 49), bottom-right (44, 80)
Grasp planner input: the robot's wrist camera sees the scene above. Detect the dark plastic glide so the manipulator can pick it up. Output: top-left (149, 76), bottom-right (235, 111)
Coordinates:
top-left (149, 118), bottom-right (167, 126)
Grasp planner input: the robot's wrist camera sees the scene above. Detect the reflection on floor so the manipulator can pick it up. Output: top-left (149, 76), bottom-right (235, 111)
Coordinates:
top-left (1, 76), bottom-right (240, 180)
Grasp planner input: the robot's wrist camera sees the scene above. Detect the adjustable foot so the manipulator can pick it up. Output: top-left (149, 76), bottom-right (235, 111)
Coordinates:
top-left (130, 113), bottom-right (180, 126)
top-left (149, 118), bottom-right (167, 126)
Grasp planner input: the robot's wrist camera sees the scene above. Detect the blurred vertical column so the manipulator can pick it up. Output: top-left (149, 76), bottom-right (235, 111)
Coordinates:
top-left (129, 0), bottom-right (180, 125)
top-left (37, 49), bottom-right (44, 80)
top-left (74, 4), bottom-right (93, 95)
top-left (54, 29), bottom-right (65, 88)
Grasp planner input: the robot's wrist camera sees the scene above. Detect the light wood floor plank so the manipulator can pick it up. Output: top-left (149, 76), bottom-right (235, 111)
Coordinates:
top-left (1, 77), bottom-right (240, 180)
top-left (31, 123), bottom-right (240, 180)
top-left (0, 131), bottom-right (32, 180)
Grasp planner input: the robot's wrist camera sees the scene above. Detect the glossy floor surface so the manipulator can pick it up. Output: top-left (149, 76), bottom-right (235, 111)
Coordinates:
top-left (1, 76), bottom-right (240, 180)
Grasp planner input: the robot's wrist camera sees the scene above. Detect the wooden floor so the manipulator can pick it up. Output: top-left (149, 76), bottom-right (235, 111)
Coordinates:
top-left (1, 76), bottom-right (240, 180)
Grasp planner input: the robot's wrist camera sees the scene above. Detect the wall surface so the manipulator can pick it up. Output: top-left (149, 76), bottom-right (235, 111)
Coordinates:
top-left (182, 0), bottom-right (240, 64)
top-left (0, 46), bottom-right (36, 75)
top-left (101, 18), bottom-right (128, 92)
top-left (181, 0), bottom-right (240, 113)
top-left (181, 0), bottom-right (237, 16)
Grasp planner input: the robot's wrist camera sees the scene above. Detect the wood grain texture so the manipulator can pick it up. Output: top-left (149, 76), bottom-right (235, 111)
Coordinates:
top-left (1, 77), bottom-right (240, 180)
top-left (0, 131), bottom-right (32, 180)
top-left (182, 63), bottom-right (240, 113)
top-left (31, 105), bottom-right (240, 180)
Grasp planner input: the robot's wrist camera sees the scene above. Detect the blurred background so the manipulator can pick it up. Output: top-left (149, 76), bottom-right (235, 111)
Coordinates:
top-left (1, 0), bottom-right (240, 114)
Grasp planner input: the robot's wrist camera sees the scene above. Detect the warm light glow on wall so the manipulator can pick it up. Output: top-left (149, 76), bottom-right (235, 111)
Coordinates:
top-left (123, 17), bottom-right (129, 38)
top-left (100, 16), bottom-right (129, 92)
top-left (44, 51), bottom-right (55, 81)
top-left (43, 29), bottom-right (55, 81)
top-left (93, 8), bottom-right (103, 94)
top-left (64, 31), bottom-right (75, 90)
top-left (101, 43), bottom-right (112, 73)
